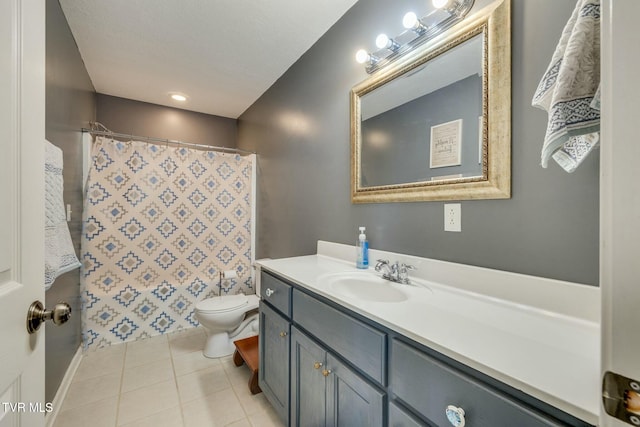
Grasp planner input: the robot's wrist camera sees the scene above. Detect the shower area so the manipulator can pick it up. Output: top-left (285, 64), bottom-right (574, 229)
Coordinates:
top-left (80, 129), bottom-right (256, 350)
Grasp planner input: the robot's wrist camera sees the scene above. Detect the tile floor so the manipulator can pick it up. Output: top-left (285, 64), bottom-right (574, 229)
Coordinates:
top-left (52, 328), bottom-right (283, 427)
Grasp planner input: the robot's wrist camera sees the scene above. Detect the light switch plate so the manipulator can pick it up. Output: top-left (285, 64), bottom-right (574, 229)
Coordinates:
top-left (444, 203), bottom-right (461, 232)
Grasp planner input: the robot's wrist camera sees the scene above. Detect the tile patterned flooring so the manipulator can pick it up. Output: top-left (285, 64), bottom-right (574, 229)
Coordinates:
top-left (52, 328), bottom-right (283, 427)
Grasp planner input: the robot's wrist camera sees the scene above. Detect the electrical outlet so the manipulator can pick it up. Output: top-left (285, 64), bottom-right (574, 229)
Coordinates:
top-left (444, 203), bottom-right (461, 232)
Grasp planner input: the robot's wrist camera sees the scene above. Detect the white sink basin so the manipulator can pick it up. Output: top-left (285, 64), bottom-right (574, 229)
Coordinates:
top-left (320, 272), bottom-right (408, 303)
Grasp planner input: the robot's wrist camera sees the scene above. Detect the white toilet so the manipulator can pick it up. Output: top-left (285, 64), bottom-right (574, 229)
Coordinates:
top-left (194, 293), bottom-right (260, 358)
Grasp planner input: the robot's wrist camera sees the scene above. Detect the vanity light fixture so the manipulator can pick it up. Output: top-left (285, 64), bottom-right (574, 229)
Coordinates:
top-left (355, 0), bottom-right (474, 74)
top-left (375, 34), bottom-right (401, 52)
top-left (355, 49), bottom-right (379, 65)
top-left (432, 0), bottom-right (452, 9)
top-left (433, 0), bottom-right (465, 15)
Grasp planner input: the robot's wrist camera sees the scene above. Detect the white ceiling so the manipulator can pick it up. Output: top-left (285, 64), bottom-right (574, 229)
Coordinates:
top-left (59, 0), bottom-right (358, 119)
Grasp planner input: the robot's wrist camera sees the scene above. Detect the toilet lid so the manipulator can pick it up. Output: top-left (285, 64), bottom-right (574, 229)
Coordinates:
top-left (196, 294), bottom-right (248, 313)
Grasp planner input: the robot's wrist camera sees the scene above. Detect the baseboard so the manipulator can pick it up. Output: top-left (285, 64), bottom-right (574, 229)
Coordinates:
top-left (45, 345), bottom-right (83, 427)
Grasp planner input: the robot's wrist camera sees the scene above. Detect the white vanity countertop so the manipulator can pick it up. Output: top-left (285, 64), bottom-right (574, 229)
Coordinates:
top-left (256, 242), bottom-right (601, 424)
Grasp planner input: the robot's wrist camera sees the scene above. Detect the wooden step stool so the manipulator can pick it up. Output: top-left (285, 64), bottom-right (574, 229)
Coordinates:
top-left (233, 335), bottom-right (261, 395)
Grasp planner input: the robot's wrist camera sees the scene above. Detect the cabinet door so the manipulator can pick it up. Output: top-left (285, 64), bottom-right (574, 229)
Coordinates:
top-left (291, 326), bottom-right (327, 427)
top-left (389, 402), bottom-right (429, 427)
top-left (259, 302), bottom-right (290, 423)
top-left (326, 353), bottom-right (385, 427)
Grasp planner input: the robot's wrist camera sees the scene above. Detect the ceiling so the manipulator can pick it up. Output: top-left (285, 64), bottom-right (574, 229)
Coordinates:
top-left (59, 0), bottom-right (358, 119)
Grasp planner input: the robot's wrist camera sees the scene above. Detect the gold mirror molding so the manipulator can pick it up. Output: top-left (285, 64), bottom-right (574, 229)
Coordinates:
top-left (350, 0), bottom-right (510, 203)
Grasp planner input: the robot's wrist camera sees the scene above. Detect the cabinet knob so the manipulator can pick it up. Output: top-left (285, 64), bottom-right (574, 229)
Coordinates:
top-left (445, 405), bottom-right (466, 427)
top-left (265, 288), bottom-right (274, 297)
top-left (322, 369), bottom-right (332, 377)
top-left (279, 331), bottom-right (288, 338)
top-left (313, 362), bottom-right (323, 369)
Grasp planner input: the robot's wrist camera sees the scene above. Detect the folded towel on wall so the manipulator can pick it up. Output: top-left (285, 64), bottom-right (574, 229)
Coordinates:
top-left (45, 140), bottom-right (81, 290)
top-left (532, 0), bottom-right (601, 173)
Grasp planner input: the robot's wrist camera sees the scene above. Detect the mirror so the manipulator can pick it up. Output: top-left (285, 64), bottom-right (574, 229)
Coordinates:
top-left (351, 0), bottom-right (510, 203)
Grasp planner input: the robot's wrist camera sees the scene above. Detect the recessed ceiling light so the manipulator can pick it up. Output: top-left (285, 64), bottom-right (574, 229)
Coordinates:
top-left (170, 93), bottom-right (187, 102)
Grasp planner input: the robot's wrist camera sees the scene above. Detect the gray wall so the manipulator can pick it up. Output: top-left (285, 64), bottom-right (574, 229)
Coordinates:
top-left (238, 0), bottom-right (600, 286)
top-left (45, 0), bottom-right (96, 403)
top-left (362, 75), bottom-right (483, 185)
top-left (96, 94), bottom-right (237, 148)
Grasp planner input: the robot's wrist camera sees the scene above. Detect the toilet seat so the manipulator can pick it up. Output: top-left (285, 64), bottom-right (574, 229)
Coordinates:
top-left (196, 294), bottom-right (249, 314)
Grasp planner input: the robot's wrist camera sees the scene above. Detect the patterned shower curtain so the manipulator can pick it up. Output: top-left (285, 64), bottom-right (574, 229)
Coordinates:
top-left (81, 136), bottom-right (253, 350)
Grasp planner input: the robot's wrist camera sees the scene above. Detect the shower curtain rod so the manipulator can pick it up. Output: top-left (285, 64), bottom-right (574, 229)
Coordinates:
top-left (82, 128), bottom-right (256, 156)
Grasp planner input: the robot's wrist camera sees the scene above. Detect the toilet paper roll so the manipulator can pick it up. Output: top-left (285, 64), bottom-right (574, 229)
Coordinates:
top-left (221, 270), bottom-right (238, 279)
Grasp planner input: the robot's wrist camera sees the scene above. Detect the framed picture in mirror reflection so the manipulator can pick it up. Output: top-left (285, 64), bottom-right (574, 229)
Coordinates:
top-left (430, 119), bottom-right (462, 168)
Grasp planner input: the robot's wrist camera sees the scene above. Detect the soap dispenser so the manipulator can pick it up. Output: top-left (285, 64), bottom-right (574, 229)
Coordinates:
top-left (356, 226), bottom-right (369, 269)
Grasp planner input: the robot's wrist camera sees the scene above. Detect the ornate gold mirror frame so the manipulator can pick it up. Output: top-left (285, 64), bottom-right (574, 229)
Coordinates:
top-left (350, 0), bottom-right (510, 203)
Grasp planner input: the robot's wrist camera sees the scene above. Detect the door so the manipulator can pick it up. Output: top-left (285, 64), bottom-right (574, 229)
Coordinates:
top-left (326, 353), bottom-right (385, 427)
top-left (259, 301), bottom-right (290, 423)
top-left (291, 327), bottom-right (327, 427)
top-left (0, 0), bottom-right (46, 426)
top-left (600, 1), bottom-right (640, 426)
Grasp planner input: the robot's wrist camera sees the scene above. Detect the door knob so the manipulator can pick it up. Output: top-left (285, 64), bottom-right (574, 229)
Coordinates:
top-left (322, 369), bottom-right (332, 377)
top-left (445, 405), bottom-right (466, 427)
top-left (313, 362), bottom-right (323, 369)
top-left (26, 301), bottom-right (71, 334)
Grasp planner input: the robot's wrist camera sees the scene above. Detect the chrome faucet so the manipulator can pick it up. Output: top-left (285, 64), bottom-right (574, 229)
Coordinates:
top-left (375, 259), bottom-right (416, 284)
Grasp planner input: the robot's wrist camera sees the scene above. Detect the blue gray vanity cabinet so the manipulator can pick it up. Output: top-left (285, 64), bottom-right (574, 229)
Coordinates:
top-left (291, 326), bottom-right (385, 427)
top-left (259, 269), bottom-right (593, 427)
top-left (259, 300), bottom-right (290, 423)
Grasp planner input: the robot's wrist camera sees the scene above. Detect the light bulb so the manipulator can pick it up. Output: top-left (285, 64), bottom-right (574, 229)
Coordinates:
top-left (171, 94), bottom-right (187, 102)
top-left (402, 12), bottom-right (418, 29)
top-left (355, 49), bottom-right (370, 64)
top-left (432, 0), bottom-right (451, 8)
top-left (403, 11), bottom-right (429, 34)
top-left (375, 34), bottom-right (390, 49)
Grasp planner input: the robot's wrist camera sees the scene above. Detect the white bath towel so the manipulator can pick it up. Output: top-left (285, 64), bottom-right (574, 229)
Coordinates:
top-left (45, 140), bottom-right (81, 289)
top-left (532, 0), bottom-right (600, 173)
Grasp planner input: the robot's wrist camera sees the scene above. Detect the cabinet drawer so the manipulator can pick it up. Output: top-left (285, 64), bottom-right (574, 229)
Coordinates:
top-left (260, 271), bottom-right (292, 317)
top-left (390, 339), bottom-right (563, 427)
top-left (292, 290), bottom-right (386, 385)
